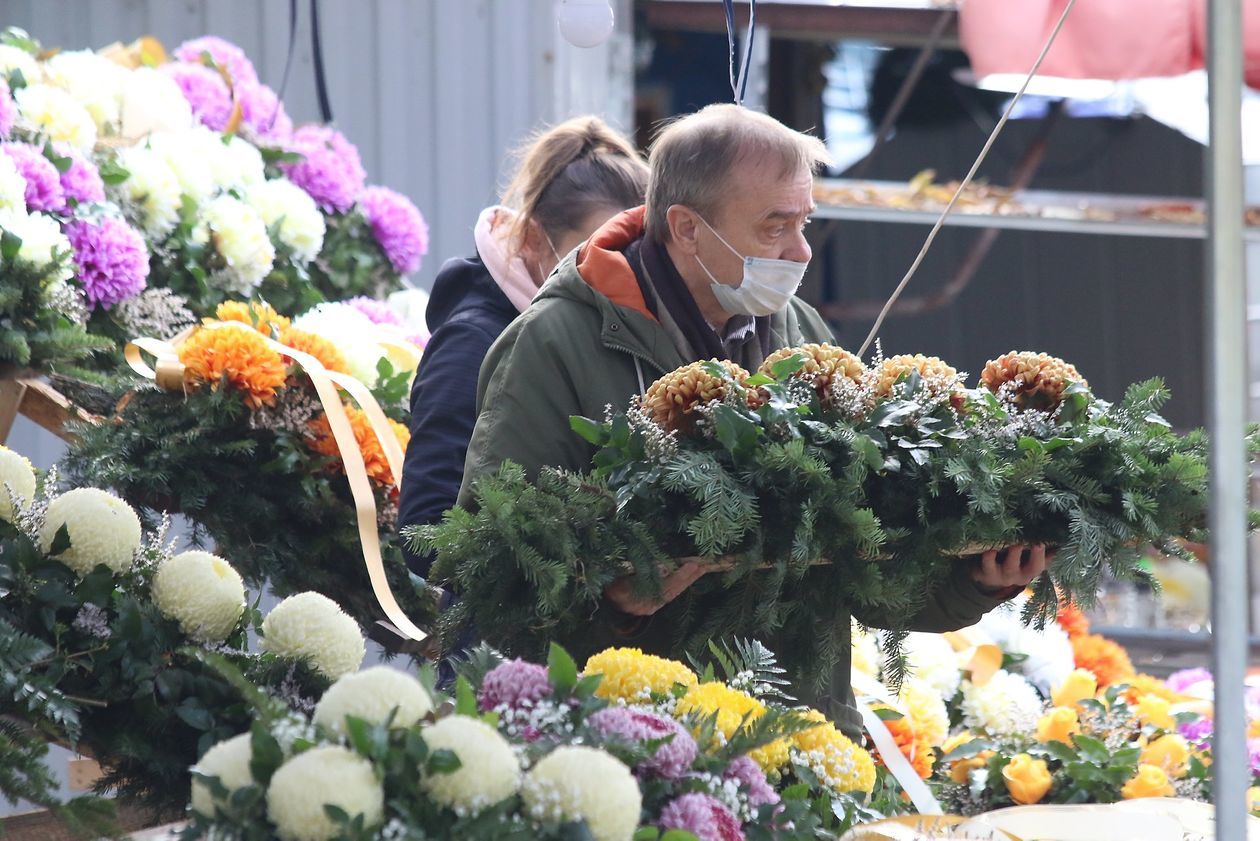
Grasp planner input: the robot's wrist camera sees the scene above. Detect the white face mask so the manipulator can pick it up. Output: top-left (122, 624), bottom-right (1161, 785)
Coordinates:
top-left (694, 214), bottom-right (808, 317)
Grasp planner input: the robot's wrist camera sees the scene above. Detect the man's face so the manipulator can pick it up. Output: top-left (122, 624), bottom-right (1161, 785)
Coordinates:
top-left (695, 157), bottom-right (815, 289)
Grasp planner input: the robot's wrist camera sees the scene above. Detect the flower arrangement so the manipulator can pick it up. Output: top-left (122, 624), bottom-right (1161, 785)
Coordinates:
top-left (61, 308), bottom-right (432, 638)
top-left (411, 344), bottom-right (1257, 687)
top-left (0, 455), bottom-right (344, 825)
top-left (181, 639), bottom-right (889, 841)
top-left (0, 26), bottom-right (428, 379)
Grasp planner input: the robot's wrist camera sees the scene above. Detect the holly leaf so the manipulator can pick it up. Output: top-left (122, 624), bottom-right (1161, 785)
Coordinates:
top-left (548, 642), bottom-right (578, 695)
top-left (570, 415), bottom-right (607, 446)
top-left (47, 523), bottom-right (72, 557)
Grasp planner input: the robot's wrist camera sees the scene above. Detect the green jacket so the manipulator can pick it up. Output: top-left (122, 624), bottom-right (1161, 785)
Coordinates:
top-left (458, 208), bottom-right (1009, 737)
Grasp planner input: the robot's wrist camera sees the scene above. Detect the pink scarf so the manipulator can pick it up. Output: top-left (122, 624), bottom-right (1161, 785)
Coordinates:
top-left (474, 206), bottom-right (539, 314)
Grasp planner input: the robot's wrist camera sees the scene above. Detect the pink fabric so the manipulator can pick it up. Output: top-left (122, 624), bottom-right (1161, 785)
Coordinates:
top-left (960, 0), bottom-right (1260, 89)
top-left (473, 205), bottom-right (539, 314)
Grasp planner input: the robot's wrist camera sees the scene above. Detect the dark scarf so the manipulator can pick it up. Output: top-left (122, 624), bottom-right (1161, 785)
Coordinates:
top-left (625, 235), bottom-right (770, 362)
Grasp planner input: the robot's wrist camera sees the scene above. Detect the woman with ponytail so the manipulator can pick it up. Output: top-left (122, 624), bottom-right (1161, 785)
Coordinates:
top-left (399, 116), bottom-right (648, 574)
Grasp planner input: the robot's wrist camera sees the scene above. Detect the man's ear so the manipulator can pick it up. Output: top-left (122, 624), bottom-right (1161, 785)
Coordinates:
top-left (665, 204), bottom-right (702, 256)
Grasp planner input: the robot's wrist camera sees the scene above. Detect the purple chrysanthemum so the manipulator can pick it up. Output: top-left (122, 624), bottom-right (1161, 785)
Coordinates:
top-left (174, 35), bottom-right (259, 86)
top-left (1179, 716), bottom-right (1214, 751)
top-left (0, 78), bottom-right (15, 138)
top-left (162, 62), bottom-right (233, 132)
top-left (65, 216), bottom-right (150, 309)
top-left (589, 706), bottom-right (698, 779)
top-left (658, 793), bottom-right (745, 841)
top-left (56, 144), bottom-right (105, 209)
top-left (279, 125), bottom-right (366, 213)
top-left (1249, 738), bottom-right (1260, 775)
top-left (478, 659), bottom-right (552, 712)
top-left (345, 295), bottom-right (405, 328)
top-left (724, 755), bottom-right (780, 809)
top-left (3, 143), bottom-right (64, 212)
top-left (358, 185), bottom-right (428, 275)
top-left (1166, 668), bottom-right (1213, 695)
top-left (236, 82), bottom-right (293, 141)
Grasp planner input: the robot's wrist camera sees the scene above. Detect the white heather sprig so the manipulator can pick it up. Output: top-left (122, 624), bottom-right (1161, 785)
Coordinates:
top-left (71, 603), bottom-right (111, 640)
top-left (270, 712), bottom-right (317, 756)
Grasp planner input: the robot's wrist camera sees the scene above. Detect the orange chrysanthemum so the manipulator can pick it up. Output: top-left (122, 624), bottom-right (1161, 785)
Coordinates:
top-left (873, 354), bottom-right (965, 412)
top-left (758, 343), bottom-right (866, 404)
top-left (1057, 600), bottom-right (1090, 639)
top-left (214, 300), bottom-right (290, 335)
top-left (307, 404), bottom-right (410, 487)
top-left (1071, 632), bottom-right (1136, 688)
top-left (278, 326), bottom-right (350, 375)
top-left (641, 359), bottom-right (751, 433)
top-left (980, 351), bottom-right (1087, 411)
top-left (871, 705), bottom-right (935, 779)
top-left (178, 325), bottom-right (287, 409)
top-left (1120, 674), bottom-right (1186, 706)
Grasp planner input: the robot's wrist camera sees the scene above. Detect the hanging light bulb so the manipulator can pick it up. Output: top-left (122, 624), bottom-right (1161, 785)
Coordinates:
top-left (556, 0), bottom-right (614, 48)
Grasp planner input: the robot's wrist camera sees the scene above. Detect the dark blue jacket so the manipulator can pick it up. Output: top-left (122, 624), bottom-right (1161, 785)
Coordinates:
top-left (399, 254), bottom-right (519, 575)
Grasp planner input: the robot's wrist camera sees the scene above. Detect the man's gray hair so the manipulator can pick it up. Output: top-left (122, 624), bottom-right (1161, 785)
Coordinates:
top-left (645, 104), bottom-right (832, 242)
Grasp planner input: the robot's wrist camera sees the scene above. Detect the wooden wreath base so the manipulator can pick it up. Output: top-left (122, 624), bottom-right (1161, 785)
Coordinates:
top-left (0, 376), bottom-right (97, 446)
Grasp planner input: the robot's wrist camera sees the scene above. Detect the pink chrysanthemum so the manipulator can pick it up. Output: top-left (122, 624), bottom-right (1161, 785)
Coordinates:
top-left (358, 185), bottom-right (428, 275)
top-left (279, 125), bottom-right (366, 213)
top-left (162, 62), bottom-right (233, 132)
top-left (174, 35), bottom-right (259, 86)
top-left (658, 793), bottom-right (745, 841)
top-left (478, 659), bottom-right (552, 712)
top-left (1179, 717), bottom-right (1213, 751)
top-left (1165, 668), bottom-right (1212, 695)
top-left (236, 82), bottom-right (293, 141)
top-left (589, 707), bottom-right (698, 779)
top-left (56, 144), bottom-right (105, 209)
top-left (65, 216), bottom-right (150, 308)
top-left (0, 78), bottom-right (15, 138)
top-left (345, 295), bottom-right (404, 328)
top-left (407, 330), bottom-right (429, 349)
top-left (724, 755), bottom-right (780, 810)
top-left (3, 143), bottom-right (64, 212)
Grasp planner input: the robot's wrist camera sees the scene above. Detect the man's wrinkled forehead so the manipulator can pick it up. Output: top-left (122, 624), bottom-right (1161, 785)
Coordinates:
top-left (719, 149), bottom-right (816, 217)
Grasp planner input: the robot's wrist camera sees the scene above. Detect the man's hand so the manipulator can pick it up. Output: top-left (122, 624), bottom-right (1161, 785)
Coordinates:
top-left (970, 544), bottom-right (1051, 596)
top-left (604, 560), bottom-right (715, 617)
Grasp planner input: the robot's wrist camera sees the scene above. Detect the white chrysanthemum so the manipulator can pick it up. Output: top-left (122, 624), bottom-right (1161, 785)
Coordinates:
top-left (0, 445), bottom-right (36, 522)
top-left (959, 669), bottom-right (1043, 739)
top-left (850, 621), bottom-right (880, 678)
top-left (266, 745), bottom-right (384, 841)
top-left (115, 146), bottom-right (183, 236)
top-left (903, 632), bottom-right (964, 700)
top-left (0, 45), bottom-right (40, 84)
top-left (42, 50), bottom-right (128, 130)
top-left (0, 152), bottom-right (27, 211)
top-left (897, 677), bottom-right (950, 748)
top-left (0, 209), bottom-right (73, 281)
top-left (245, 178), bottom-right (325, 264)
top-left (151, 550), bottom-right (246, 642)
top-left (522, 746), bottom-right (641, 841)
top-left (218, 135), bottom-right (266, 190)
top-left (261, 592), bottom-right (364, 679)
top-left (190, 732), bottom-right (254, 818)
top-left (420, 715), bottom-right (521, 814)
top-left (147, 128), bottom-right (218, 204)
top-left (119, 66), bottom-right (193, 138)
top-left (313, 667), bottom-right (433, 736)
top-left (38, 487), bottom-right (142, 576)
top-left (14, 84), bottom-right (97, 152)
top-left (293, 303), bottom-right (386, 387)
top-left (193, 194), bottom-right (276, 295)
top-left (971, 595), bottom-right (1075, 696)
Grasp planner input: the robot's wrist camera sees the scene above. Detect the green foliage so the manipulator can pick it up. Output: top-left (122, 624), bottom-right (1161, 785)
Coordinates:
top-left (304, 210), bottom-right (404, 305)
top-left (0, 257), bottom-right (112, 377)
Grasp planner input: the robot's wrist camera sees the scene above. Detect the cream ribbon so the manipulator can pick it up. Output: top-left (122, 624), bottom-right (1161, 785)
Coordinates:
top-left (125, 322), bottom-right (428, 647)
top-left (850, 670), bottom-right (944, 815)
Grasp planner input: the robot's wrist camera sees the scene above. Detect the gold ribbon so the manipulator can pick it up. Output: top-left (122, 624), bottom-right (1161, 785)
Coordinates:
top-left (125, 323), bottom-right (428, 647)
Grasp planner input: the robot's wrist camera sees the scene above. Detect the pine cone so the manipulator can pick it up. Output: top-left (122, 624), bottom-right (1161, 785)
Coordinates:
top-left (981, 351), bottom-right (1088, 411)
top-left (759, 343), bottom-right (866, 404)
top-left (642, 359), bottom-right (750, 433)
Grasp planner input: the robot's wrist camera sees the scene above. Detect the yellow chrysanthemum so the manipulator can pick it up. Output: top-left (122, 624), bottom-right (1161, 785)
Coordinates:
top-left (278, 326), bottom-right (351, 376)
top-left (898, 678), bottom-right (950, 748)
top-left (874, 354), bottom-right (962, 403)
top-left (214, 300), bottom-right (290, 335)
top-left (178, 326), bottom-right (287, 410)
top-left (641, 359), bottom-right (750, 433)
top-left (792, 709), bottom-right (877, 793)
top-left (307, 405), bottom-right (410, 488)
top-left (1119, 674), bottom-right (1186, 706)
top-left (675, 681), bottom-right (789, 773)
top-left (583, 647), bottom-right (698, 703)
top-left (758, 343), bottom-right (865, 404)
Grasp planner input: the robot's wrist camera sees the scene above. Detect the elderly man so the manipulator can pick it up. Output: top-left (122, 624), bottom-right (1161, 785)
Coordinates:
top-left (458, 104), bottom-right (1043, 735)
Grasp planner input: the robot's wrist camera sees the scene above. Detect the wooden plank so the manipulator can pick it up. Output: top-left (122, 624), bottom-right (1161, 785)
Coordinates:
top-left (0, 379), bottom-right (28, 444)
top-left (0, 802), bottom-right (169, 841)
top-left (12, 379), bottom-right (96, 444)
